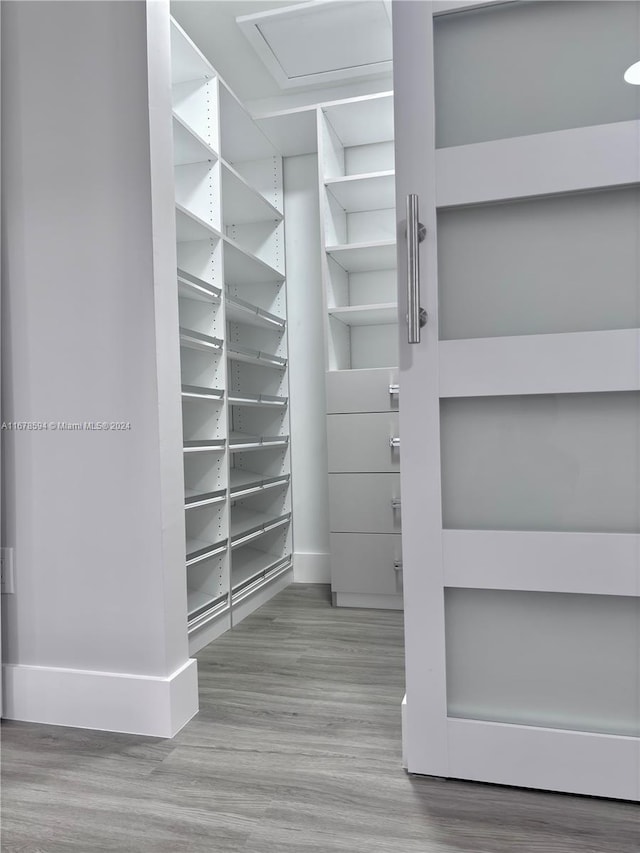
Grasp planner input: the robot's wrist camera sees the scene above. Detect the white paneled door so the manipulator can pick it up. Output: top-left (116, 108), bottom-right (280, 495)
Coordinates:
top-left (393, 0), bottom-right (640, 799)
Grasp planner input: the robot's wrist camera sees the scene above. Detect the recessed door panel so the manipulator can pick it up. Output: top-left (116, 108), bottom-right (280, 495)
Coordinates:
top-left (434, 1), bottom-right (640, 148)
top-left (438, 187), bottom-right (640, 341)
top-left (445, 588), bottom-right (640, 737)
top-left (440, 392), bottom-right (640, 533)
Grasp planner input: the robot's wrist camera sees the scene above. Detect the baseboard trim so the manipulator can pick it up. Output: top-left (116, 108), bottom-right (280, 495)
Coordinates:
top-left (293, 551), bottom-right (330, 583)
top-left (2, 658), bottom-right (199, 738)
top-left (401, 693), bottom-right (408, 769)
top-left (333, 592), bottom-right (403, 610)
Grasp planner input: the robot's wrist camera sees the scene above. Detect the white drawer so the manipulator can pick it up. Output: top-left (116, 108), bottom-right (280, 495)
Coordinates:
top-left (327, 412), bottom-right (400, 472)
top-left (326, 368), bottom-right (399, 414)
top-left (330, 532), bottom-right (402, 595)
top-left (329, 473), bottom-right (401, 533)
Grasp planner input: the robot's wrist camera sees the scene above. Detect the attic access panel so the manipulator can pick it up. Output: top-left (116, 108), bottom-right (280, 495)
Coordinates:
top-left (237, 1), bottom-right (393, 89)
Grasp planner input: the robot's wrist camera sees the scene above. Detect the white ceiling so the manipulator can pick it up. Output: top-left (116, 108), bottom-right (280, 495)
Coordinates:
top-left (170, 1), bottom-right (310, 102)
top-left (236, 1), bottom-right (392, 89)
top-left (170, 1), bottom-right (393, 105)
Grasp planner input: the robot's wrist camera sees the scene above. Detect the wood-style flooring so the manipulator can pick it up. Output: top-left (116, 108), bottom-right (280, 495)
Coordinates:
top-left (1, 584), bottom-right (638, 852)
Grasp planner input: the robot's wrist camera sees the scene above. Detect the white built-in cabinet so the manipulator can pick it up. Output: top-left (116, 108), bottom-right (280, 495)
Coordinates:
top-left (171, 20), bottom-right (293, 653)
top-left (318, 94), bottom-right (403, 609)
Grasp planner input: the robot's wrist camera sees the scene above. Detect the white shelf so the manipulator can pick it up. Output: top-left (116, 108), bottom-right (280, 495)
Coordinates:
top-left (228, 393), bottom-right (287, 408)
top-left (179, 328), bottom-right (223, 353)
top-left (187, 589), bottom-right (227, 621)
top-left (185, 487), bottom-right (227, 509)
top-left (229, 433), bottom-right (289, 452)
top-left (219, 81), bottom-right (278, 163)
top-left (230, 470), bottom-right (290, 498)
top-left (230, 507), bottom-right (291, 547)
top-left (322, 93), bottom-right (394, 147)
top-left (231, 548), bottom-right (291, 592)
top-left (176, 204), bottom-right (222, 243)
top-left (177, 268), bottom-right (221, 303)
top-left (181, 384), bottom-right (224, 401)
top-left (255, 108), bottom-right (318, 157)
top-left (170, 18), bottom-right (215, 85)
top-left (328, 303), bottom-right (398, 326)
top-left (226, 295), bottom-right (285, 330)
top-left (325, 171), bottom-right (395, 213)
top-left (227, 343), bottom-right (287, 370)
top-left (183, 439), bottom-right (226, 452)
top-left (186, 537), bottom-right (228, 565)
top-left (223, 236), bottom-right (284, 285)
top-left (173, 114), bottom-right (218, 166)
top-left (326, 240), bottom-right (397, 273)
top-left (221, 161), bottom-right (283, 225)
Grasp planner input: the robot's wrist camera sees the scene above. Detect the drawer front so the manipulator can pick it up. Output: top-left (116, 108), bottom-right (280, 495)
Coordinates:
top-left (329, 473), bottom-right (401, 533)
top-left (327, 412), bottom-right (400, 472)
top-left (326, 367), bottom-right (399, 414)
top-left (331, 532), bottom-right (402, 595)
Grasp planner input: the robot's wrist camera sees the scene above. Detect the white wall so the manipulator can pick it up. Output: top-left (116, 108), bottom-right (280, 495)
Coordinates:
top-left (1, 0), bottom-right (197, 736)
top-left (284, 155), bottom-right (331, 583)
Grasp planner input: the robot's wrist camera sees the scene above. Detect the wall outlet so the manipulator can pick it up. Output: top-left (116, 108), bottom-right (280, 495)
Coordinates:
top-left (1, 547), bottom-right (15, 594)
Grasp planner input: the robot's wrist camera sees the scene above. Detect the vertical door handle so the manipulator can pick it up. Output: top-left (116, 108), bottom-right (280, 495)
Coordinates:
top-left (406, 194), bottom-right (427, 344)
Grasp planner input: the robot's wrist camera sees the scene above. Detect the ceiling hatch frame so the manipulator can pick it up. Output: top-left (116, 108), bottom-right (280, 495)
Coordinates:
top-left (236, 0), bottom-right (393, 90)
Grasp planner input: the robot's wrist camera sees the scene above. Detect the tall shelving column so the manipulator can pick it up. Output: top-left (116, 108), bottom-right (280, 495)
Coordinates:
top-left (318, 93), bottom-right (403, 609)
top-left (218, 81), bottom-right (293, 625)
top-left (170, 19), bottom-right (293, 653)
top-left (171, 21), bottom-right (231, 652)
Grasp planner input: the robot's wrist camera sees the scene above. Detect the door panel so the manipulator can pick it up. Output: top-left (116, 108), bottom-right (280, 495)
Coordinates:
top-left (445, 588), bottom-right (640, 737)
top-left (440, 392), bottom-right (640, 533)
top-left (438, 187), bottom-right (640, 341)
top-left (433, 0), bottom-right (640, 147)
top-left (394, 0), bottom-right (640, 799)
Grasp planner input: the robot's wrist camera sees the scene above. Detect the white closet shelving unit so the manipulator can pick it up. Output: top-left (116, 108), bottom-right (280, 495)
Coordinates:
top-left (318, 93), bottom-right (398, 372)
top-left (171, 19), bottom-right (293, 653)
top-left (317, 92), bottom-right (403, 610)
top-left (250, 90), bottom-right (403, 609)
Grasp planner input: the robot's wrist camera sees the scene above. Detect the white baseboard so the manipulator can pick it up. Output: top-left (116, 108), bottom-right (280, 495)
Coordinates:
top-left (2, 658), bottom-right (199, 738)
top-left (333, 592), bottom-right (403, 610)
top-left (401, 693), bottom-right (407, 769)
top-left (293, 551), bottom-right (330, 583)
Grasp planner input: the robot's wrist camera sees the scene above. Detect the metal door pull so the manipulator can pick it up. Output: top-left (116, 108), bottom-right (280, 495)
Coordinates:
top-left (389, 436), bottom-right (401, 449)
top-left (406, 194), bottom-right (427, 344)
top-left (391, 498), bottom-right (402, 510)
top-left (389, 383), bottom-right (400, 396)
